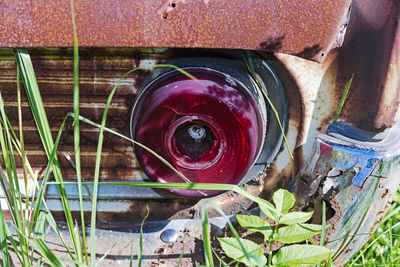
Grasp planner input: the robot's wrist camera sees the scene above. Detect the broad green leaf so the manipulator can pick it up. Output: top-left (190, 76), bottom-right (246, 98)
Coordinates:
top-left (258, 199), bottom-right (277, 221)
top-left (218, 237), bottom-right (267, 267)
top-left (276, 223), bottom-right (323, 244)
top-left (272, 244), bottom-right (333, 266)
top-left (236, 215), bottom-right (272, 240)
top-left (280, 211), bottom-right (314, 225)
top-left (273, 189), bottom-right (295, 215)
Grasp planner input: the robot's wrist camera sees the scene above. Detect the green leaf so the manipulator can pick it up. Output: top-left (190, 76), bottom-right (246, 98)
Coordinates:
top-left (236, 215), bottom-right (272, 241)
top-left (280, 211), bottom-right (314, 225)
top-left (272, 244), bottom-right (333, 266)
top-left (273, 189), bottom-right (295, 215)
top-left (218, 237), bottom-right (267, 267)
top-left (276, 223), bottom-right (324, 244)
top-left (258, 199), bottom-right (277, 221)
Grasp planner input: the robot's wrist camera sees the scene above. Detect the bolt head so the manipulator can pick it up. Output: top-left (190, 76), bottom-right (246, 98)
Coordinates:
top-left (160, 229), bottom-right (178, 243)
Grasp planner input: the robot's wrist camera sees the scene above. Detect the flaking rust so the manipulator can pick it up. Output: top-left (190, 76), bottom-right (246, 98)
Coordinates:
top-left (0, 0), bottom-right (351, 62)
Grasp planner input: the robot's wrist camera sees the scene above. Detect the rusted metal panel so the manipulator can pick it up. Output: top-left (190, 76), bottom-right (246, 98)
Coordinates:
top-left (276, 0), bottom-right (400, 132)
top-left (334, 0), bottom-right (400, 130)
top-left (0, 0), bottom-right (351, 62)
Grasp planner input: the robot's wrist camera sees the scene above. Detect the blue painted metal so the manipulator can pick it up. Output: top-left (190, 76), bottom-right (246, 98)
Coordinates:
top-left (294, 120), bottom-right (400, 264)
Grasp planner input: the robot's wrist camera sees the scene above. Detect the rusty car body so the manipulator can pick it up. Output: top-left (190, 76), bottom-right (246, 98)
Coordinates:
top-left (0, 0), bottom-right (399, 265)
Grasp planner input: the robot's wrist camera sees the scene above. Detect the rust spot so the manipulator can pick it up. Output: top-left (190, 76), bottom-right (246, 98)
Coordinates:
top-left (259, 36), bottom-right (285, 51)
top-left (294, 45), bottom-right (322, 59)
top-left (381, 188), bottom-right (389, 198)
top-left (324, 198), bottom-right (343, 238)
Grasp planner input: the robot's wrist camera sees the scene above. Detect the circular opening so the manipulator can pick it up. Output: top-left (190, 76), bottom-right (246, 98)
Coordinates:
top-left (131, 67), bottom-right (266, 197)
top-left (174, 123), bottom-right (215, 159)
top-left (165, 116), bottom-right (225, 170)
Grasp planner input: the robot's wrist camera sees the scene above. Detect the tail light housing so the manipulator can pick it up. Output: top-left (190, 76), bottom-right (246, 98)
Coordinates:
top-left (131, 56), bottom-right (286, 197)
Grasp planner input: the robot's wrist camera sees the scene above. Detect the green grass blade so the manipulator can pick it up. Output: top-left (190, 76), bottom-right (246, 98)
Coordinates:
top-left (70, 0), bottom-right (88, 264)
top-left (96, 240), bottom-right (118, 265)
top-left (0, 94), bottom-right (23, 225)
top-left (33, 212), bottom-right (47, 240)
top-left (17, 67), bottom-right (31, 222)
top-left (243, 53), bottom-right (294, 178)
top-left (90, 64), bottom-right (198, 266)
top-left (45, 211), bottom-right (76, 262)
top-left (0, 92), bottom-right (30, 265)
top-left (0, 202), bottom-right (10, 266)
top-left (73, 222), bottom-right (82, 263)
top-left (48, 180), bottom-right (270, 210)
top-left (348, 221), bottom-right (400, 266)
top-left (6, 117), bottom-right (48, 216)
top-left (28, 115), bottom-right (76, 262)
top-left (0, 139), bottom-right (16, 224)
top-left (200, 204), bottom-right (214, 267)
top-left (34, 239), bottom-right (65, 267)
top-left (321, 201), bottom-right (326, 246)
top-left (318, 201), bottom-right (327, 267)
top-left (74, 114), bottom-right (191, 184)
top-left (14, 48), bottom-right (80, 263)
top-left (4, 223), bottom-right (23, 263)
top-left (333, 74), bottom-right (353, 123)
top-left (129, 241), bottom-right (134, 267)
top-left (176, 248), bottom-right (185, 267)
top-left (245, 51), bottom-right (255, 75)
top-left (212, 247), bottom-right (229, 267)
top-left (389, 219), bottom-right (393, 262)
top-left (138, 206), bottom-right (150, 267)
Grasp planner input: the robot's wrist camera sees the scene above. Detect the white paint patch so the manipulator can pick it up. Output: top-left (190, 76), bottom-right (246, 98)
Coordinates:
top-left (274, 121), bottom-right (298, 172)
top-left (0, 179), bottom-right (37, 198)
top-left (138, 60), bottom-right (157, 71)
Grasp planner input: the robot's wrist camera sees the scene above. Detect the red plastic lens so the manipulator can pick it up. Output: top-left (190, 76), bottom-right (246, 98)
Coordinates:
top-left (132, 68), bottom-right (265, 197)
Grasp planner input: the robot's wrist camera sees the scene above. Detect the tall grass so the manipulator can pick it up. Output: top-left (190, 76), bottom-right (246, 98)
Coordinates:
top-left (349, 189), bottom-right (400, 266)
top-left (71, 0), bottom-right (89, 264)
top-left (8, 47), bottom-right (276, 266)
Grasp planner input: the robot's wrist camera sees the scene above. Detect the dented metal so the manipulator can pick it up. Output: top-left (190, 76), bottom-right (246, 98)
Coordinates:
top-left (293, 120), bottom-right (400, 265)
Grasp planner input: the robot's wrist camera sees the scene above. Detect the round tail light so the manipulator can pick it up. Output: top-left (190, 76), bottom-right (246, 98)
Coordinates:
top-left (131, 57), bottom-right (275, 198)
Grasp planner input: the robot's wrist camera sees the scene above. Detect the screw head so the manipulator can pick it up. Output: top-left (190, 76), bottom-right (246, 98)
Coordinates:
top-left (160, 229), bottom-right (178, 243)
top-left (188, 124), bottom-right (206, 141)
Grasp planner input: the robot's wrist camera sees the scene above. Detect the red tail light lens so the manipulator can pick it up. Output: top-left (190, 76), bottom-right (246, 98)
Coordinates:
top-left (131, 67), bottom-right (266, 197)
